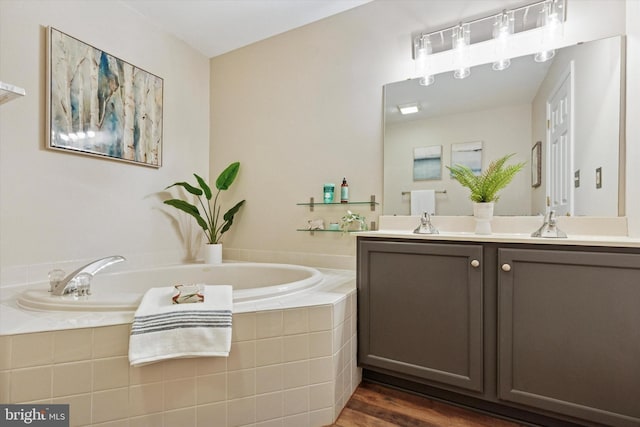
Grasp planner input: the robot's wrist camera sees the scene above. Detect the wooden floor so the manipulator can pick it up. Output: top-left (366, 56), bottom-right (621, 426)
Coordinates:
top-left (328, 381), bottom-right (527, 427)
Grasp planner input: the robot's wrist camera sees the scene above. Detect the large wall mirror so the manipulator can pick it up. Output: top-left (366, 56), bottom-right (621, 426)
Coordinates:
top-left (383, 35), bottom-right (625, 217)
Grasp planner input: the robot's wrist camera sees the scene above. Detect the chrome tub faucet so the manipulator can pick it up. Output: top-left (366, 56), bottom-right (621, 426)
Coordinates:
top-left (49, 255), bottom-right (126, 296)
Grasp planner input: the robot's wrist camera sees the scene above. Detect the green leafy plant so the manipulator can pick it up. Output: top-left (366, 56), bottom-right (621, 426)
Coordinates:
top-left (447, 153), bottom-right (525, 203)
top-left (164, 162), bottom-right (245, 244)
top-left (340, 210), bottom-right (368, 233)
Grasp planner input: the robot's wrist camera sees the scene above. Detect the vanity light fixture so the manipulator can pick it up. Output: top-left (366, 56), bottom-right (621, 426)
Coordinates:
top-left (492, 10), bottom-right (514, 71)
top-left (414, 34), bottom-right (435, 86)
top-left (534, 0), bottom-right (563, 62)
top-left (411, 0), bottom-right (566, 80)
top-left (452, 23), bottom-right (471, 79)
top-left (398, 103), bottom-right (420, 115)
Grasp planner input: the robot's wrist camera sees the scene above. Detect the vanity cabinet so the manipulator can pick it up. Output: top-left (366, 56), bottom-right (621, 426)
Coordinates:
top-left (357, 237), bottom-right (640, 427)
top-left (498, 248), bottom-right (640, 427)
top-left (357, 240), bottom-right (484, 392)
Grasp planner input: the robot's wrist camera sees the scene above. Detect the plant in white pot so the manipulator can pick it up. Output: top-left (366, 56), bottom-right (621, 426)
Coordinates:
top-left (340, 210), bottom-right (368, 233)
top-left (164, 162), bottom-right (245, 264)
top-left (447, 153), bottom-right (525, 235)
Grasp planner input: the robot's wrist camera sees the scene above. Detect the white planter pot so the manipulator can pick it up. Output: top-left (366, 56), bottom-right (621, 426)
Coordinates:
top-left (473, 202), bottom-right (494, 235)
top-left (203, 243), bottom-right (222, 264)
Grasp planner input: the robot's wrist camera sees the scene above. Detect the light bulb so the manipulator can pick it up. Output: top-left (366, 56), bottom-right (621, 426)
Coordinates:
top-left (535, 0), bottom-right (563, 63)
top-left (452, 23), bottom-right (471, 80)
top-left (492, 10), bottom-right (513, 71)
top-left (419, 75), bottom-right (435, 86)
top-left (414, 35), bottom-right (435, 85)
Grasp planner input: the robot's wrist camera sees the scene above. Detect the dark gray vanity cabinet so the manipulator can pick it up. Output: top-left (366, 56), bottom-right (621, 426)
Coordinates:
top-left (358, 237), bottom-right (640, 427)
top-left (357, 239), bottom-right (484, 393)
top-left (498, 248), bottom-right (640, 427)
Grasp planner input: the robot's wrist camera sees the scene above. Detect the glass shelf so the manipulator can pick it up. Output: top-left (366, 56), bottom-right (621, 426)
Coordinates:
top-left (296, 229), bottom-right (361, 235)
top-left (296, 201), bottom-right (375, 206)
top-left (296, 229), bottom-right (343, 232)
top-left (297, 195), bottom-right (378, 212)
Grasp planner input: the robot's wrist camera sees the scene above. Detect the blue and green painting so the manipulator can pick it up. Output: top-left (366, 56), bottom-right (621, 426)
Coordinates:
top-left (49, 27), bottom-right (163, 167)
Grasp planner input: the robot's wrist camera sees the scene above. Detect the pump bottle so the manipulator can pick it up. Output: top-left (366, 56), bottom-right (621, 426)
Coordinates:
top-left (340, 178), bottom-right (349, 203)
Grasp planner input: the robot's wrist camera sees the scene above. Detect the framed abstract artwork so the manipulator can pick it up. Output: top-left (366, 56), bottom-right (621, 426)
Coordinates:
top-left (451, 141), bottom-right (483, 176)
top-left (413, 145), bottom-right (442, 181)
top-left (47, 27), bottom-right (163, 167)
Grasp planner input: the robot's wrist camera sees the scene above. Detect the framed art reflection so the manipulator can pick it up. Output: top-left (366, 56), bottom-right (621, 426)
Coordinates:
top-left (532, 141), bottom-right (541, 188)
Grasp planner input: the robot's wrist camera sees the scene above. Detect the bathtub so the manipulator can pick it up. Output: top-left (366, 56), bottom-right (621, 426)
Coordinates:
top-left (0, 261), bottom-right (356, 336)
top-left (0, 261), bottom-right (360, 426)
top-left (16, 262), bottom-right (324, 312)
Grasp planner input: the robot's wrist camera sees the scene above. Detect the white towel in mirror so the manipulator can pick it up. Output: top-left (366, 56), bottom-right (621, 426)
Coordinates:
top-left (410, 190), bottom-right (436, 216)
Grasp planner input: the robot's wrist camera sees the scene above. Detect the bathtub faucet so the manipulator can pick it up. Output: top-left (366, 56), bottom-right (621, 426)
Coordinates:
top-left (49, 255), bottom-right (126, 296)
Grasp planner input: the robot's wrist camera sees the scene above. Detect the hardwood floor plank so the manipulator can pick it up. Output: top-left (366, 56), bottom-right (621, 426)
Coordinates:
top-left (329, 381), bottom-right (527, 427)
top-left (346, 397), bottom-right (442, 427)
top-left (356, 382), bottom-right (522, 427)
top-left (331, 407), bottom-right (399, 427)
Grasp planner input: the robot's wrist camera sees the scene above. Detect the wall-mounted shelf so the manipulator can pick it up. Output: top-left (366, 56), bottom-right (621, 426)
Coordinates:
top-left (296, 228), bottom-right (357, 236)
top-left (0, 81), bottom-right (26, 105)
top-left (297, 195), bottom-right (378, 212)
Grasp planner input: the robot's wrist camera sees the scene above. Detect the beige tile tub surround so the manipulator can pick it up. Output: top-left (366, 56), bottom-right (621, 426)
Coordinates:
top-left (0, 294), bottom-right (360, 427)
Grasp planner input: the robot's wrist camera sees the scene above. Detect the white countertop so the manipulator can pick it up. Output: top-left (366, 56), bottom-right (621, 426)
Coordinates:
top-left (357, 215), bottom-right (640, 248)
top-left (356, 230), bottom-right (640, 248)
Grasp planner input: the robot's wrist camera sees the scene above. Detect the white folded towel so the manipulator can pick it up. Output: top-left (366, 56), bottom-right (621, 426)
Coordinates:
top-left (128, 285), bottom-right (232, 366)
top-left (410, 189), bottom-right (436, 216)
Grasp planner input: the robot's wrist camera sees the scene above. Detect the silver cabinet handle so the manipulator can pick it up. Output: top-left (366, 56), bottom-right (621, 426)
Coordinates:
top-left (501, 263), bottom-right (512, 272)
top-left (470, 259), bottom-right (480, 268)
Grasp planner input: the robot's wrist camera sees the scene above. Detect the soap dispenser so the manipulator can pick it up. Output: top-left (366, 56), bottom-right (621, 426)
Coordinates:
top-left (340, 178), bottom-right (349, 203)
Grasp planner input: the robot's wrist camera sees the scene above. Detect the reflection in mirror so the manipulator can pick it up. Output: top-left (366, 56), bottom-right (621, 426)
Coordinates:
top-left (383, 36), bottom-right (624, 217)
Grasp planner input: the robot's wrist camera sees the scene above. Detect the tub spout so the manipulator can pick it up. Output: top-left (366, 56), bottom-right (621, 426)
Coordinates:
top-left (50, 255), bottom-right (126, 296)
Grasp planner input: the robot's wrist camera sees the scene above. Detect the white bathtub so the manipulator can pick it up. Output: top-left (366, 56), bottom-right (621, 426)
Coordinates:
top-left (0, 262), bottom-right (359, 426)
top-left (16, 262), bottom-right (324, 312)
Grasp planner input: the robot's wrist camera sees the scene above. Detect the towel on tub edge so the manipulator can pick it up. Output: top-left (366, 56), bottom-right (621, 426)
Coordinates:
top-left (128, 284), bottom-right (232, 366)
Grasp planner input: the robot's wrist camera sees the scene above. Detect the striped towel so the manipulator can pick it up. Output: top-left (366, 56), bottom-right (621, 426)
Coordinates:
top-left (128, 285), bottom-right (232, 366)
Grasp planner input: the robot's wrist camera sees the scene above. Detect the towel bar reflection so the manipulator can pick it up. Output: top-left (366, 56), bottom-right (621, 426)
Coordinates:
top-left (402, 190), bottom-right (447, 196)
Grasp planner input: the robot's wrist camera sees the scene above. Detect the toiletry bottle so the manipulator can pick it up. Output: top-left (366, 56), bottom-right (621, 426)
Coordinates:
top-left (323, 183), bottom-right (335, 203)
top-left (340, 178), bottom-right (349, 203)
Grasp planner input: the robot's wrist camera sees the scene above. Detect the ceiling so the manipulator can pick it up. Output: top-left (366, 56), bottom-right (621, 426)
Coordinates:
top-left (120, 0), bottom-right (373, 58)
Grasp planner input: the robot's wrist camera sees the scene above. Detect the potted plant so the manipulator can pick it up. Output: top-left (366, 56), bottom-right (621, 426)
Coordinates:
top-left (447, 153), bottom-right (525, 234)
top-left (340, 210), bottom-right (368, 233)
top-left (164, 162), bottom-right (245, 263)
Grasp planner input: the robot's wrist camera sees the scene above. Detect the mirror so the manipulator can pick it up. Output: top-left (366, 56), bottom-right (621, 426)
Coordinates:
top-left (383, 35), bottom-right (624, 217)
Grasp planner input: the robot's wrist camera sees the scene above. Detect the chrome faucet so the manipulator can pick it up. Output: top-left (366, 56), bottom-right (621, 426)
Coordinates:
top-left (531, 210), bottom-right (567, 238)
top-left (414, 212), bottom-right (439, 234)
top-left (49, 255), bottom-right (126, 296)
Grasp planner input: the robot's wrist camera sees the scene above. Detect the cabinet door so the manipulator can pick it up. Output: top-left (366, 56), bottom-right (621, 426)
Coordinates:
top-left (498, 249), bottom-right (640, 427)
top-left (358, 240), bottom-right (484, 392)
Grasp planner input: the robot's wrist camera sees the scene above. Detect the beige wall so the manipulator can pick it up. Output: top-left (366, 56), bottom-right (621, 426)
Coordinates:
top-left (210, 0), bottom-right (634, 263)
top-left (0, 0), bottom-right (636, 279)
top-left (0, 1), bottom-right (210, 276)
